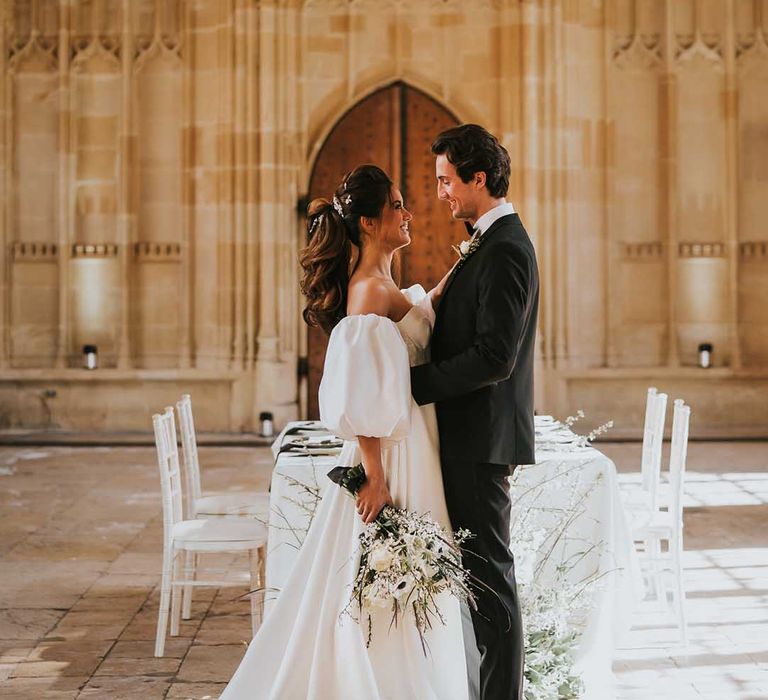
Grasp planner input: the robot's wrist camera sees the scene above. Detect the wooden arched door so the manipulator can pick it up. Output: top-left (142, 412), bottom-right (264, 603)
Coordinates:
top-left (305, 82), bottom-right (461, 419)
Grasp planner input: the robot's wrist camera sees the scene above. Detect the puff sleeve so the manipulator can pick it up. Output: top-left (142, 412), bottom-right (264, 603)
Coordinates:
top-left (400, 284), bottom-right (435, 328)
top-left (319, 315), bottom-right (412, 442)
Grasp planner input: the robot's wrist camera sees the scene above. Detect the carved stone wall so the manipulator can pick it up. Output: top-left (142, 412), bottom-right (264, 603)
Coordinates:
top-left (1, 0), bottom-right (767, 436)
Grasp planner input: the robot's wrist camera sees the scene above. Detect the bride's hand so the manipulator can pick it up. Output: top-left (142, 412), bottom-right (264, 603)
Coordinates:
top-left (429, 262), bottom-right (459, 309)
top-left (356, 473), bottom-right (393, 524)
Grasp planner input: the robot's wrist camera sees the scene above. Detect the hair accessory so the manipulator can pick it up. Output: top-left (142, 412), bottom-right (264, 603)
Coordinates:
top-left (332, 196), bottom-right (344, 217)
top-left (308, 213), bottom-right (323, 235)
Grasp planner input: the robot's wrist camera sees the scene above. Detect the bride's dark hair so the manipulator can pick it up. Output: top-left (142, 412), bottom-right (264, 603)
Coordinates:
top-left (299, 164), bottom-right (393, 334)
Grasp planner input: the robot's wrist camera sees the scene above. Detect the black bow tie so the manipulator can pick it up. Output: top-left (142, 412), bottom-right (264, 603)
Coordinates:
top-left (465, 222), bottom-right (481, 238)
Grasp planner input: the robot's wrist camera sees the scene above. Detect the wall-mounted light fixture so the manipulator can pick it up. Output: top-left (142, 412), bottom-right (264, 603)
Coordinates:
top-left (83, 344), bottom-right (98, 370)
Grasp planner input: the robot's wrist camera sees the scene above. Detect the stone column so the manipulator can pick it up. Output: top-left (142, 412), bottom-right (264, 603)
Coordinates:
top-left (661, 0), bottom-right (680, 367)
top-left (117, 0), bottom-right (133, 369)
top-left (256, 0), bottom-right (279, 367)
top-left (189, 0), bottom-right (228, 370)
top-left (56, 1), bottom-right (73, 368)
top-left (521, 0), bottom-right (551, 369)
top-left (723, 0), bottom-right (741, 369)
top-left (551, 1), bottom-right (568, 367)
top-left (0, 2), bottom-right (7, 367)
top-left (217, 0), bottom-right (235, 369)
top-left (244, 0), bottom-right (259, 371)
top-left (230, 0), bottom-right (247, 371)
top-left (561, 1), bottom-right (609, 370)
top-left (179, 0), bottom-right (193, 369)
top-left (252, 0), bottom-right (301, 426)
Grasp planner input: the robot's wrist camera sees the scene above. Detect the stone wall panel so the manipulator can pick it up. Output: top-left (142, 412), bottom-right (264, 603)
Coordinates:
top-left (0, 0), bottom-right (765, 436)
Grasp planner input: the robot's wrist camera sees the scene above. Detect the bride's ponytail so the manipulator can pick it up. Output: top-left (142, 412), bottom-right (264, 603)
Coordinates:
top-left (299, 198), bottom-right (353, 334)
top-left (299, 165), bottom-right (393, 334)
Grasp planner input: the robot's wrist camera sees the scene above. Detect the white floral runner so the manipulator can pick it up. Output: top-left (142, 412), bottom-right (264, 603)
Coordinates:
top-left (264, 418), bottom-right (641, 699)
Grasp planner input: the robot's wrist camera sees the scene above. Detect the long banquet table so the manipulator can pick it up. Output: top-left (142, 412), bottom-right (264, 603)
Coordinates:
top-left (264, 418), bottom-right (642, 699)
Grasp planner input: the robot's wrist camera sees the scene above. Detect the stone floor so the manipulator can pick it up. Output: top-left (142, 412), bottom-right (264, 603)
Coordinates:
top-left (0, 440), bottom-right (766, 699)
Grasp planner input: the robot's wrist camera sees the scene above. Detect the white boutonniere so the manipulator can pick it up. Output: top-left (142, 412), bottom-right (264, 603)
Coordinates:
top-left (452, 230), bottom-right (482, 262)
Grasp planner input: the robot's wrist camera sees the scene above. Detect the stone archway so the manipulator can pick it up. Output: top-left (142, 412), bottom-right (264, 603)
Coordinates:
top-left (304, 81), bottom-right (461, 419)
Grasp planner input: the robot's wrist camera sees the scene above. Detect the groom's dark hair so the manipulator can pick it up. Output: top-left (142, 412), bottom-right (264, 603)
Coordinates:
top-left (431, 124), bottom-right (511, 198)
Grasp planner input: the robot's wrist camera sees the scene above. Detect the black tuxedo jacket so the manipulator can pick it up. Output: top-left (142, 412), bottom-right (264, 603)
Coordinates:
top-left (411, 213), bottom-right (539, 466)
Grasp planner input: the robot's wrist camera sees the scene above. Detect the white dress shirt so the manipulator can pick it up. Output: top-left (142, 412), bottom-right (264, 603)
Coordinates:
top-left (473, 202), bottom-right (516, 236)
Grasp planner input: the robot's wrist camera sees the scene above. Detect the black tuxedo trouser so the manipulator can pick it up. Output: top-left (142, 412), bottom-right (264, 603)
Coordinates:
top-left (442, 458), bottom-right (524, 700)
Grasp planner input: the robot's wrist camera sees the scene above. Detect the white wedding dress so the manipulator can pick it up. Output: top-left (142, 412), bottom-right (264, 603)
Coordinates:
top-left (220, 285), bottom-right (469, 700)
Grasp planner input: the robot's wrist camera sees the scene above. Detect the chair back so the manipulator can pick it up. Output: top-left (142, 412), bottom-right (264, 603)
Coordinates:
top-left (641, 387), bottom-right (667, 511)
top-left (640, 387), bottom-right (658, 482)
top-left (176, 394), bottom-right (202, 517)
top-left (152, 407), bottom-right (185, 539)
top-left (669, 399), bottom-right (691, 542)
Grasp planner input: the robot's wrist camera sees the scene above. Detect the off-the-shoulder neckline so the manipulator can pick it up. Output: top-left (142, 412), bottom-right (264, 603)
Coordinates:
top-left (342, 304), bottom-right (419, 326)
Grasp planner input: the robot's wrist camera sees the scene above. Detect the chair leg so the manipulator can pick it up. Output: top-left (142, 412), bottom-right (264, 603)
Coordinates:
top-left (656, 539), bottom-right (669, 608)
top-left (182, 551), bottom-right (196, 620)
top-left (259, 544), bottom-right (267, 623)
top-left (170, 552), bottom-right (183, 636)
top-left (249, 548), bottom-right (263, 636)
top-left (674, 543), bottom-right (688, 645)
top-left (154, 549), bottom-right (173, 657)
top-left (647, 536), bottom-right (664, 604)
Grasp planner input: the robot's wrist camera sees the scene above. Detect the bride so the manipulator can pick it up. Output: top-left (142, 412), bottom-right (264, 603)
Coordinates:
top-left (220, 164), bottom-right (468, 699)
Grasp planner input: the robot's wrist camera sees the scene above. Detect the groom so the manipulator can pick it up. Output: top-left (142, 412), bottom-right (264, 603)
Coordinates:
top-left (411, 124), bottom-right (539, 700)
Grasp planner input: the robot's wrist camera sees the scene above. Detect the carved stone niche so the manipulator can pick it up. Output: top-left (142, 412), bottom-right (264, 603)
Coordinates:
top-left (9, 250), bottom-right (60, 368)
top-left (11, 242), bottom-right (59, 261)
top-left (678, 242), bottom-right (726, 258)
top-left (133, 242), bottom-right (182, 261)
top-left (132, 242), bottom-right (182, 369)
top-left (739, 241), bottom-right (768, 366)
top-left (739, 241), bottom-right (768, 260)
top-left (676, 253), bottom-right (731, 368)
top-left (71, 243), bottom-right (119, 258)
top-left (68, 245), bottom-right (121, 368)
top-left (622, 242), bottom-right (664, 260)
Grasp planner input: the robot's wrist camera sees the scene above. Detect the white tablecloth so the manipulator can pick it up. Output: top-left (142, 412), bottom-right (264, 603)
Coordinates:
top-left (511, 446), bottom-right (642, 698)
top-left (265, 419), bottom-right (641, 699)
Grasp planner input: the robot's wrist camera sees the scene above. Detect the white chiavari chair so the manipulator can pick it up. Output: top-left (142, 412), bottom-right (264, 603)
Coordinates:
top-left (623, 388), bottom-right (668, 522)
top-left (152, 407), bottom-right (267, 657)
top-left (176, 394), bottom-right (270, 521)
top-left (632, 399), bottom-right (691, 643)
top-left (176, 394), bottom-right (271, 619)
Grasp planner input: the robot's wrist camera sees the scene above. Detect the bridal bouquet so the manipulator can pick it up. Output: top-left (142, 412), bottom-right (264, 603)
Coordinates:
top-left (328, 464), bottom-right (474, 649)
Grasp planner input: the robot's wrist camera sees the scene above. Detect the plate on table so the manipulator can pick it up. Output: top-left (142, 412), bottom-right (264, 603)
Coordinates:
top-left (279, 447), bottom-right (343, 457)
top-left (539, 432), bottom-right (578, 444)
top-left (535, 423), bottom-right (565, 434)
top-left (535, 415), bottom-right (557, 425)
top-left (278, 436), bottom-right (344, 457)
top-left (305, 435), bottom-right (341, 446)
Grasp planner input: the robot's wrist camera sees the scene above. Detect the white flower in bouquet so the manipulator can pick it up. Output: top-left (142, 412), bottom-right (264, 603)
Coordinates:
top-left (418, 559), bottom-right (439, 579)
top-left (364, 580), bottom-right (392, 609)
top-left (393, 573), bottom-right (416, 600)
top-left (369, 542), bottom-right (395, 572)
